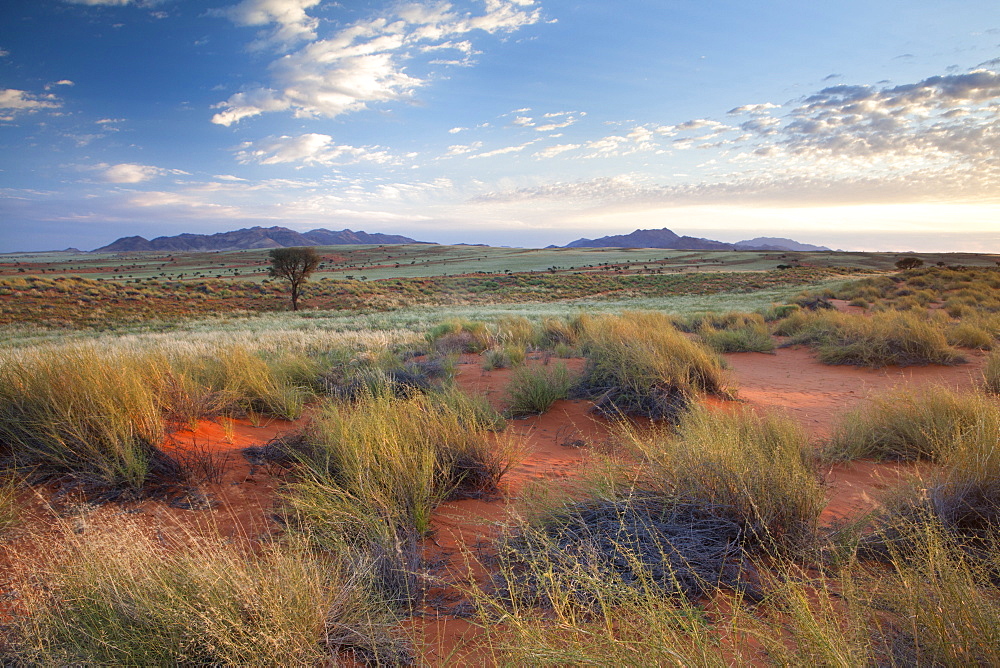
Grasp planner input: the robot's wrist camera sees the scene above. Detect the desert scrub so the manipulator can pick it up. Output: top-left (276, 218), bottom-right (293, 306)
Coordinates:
top-left (825, 387), bottom-right (998, 462)
top-left (285, 392), bottom-right (518, 535)
top-left (505, 362), bottom-right (574, 416)
top-left (6, 524), bottom-right (406, 666)
top-left (861, 517), bottom-right (1000, 666)
top-left (574, 312), bottom-right (728, 420)
top-left (481, 343), bottom-right (526, 370)
top-left (698, 317), bottom-right (775, 354)
top-left (425, 318), bottom-right (490, 353)
top-left (173, 346), bottom-right (312, 419)
top-left (985, 349), bottom-right (1000, 393)
top-left (789, 310), bottom-right (965, 368)
top-left (629, 405), bottom-right (824, 552)
top-left (279, 391), bottom-right (514, 604)
top-left (946, 321), bottom-right (994, 350)
top-left (0, 345), bottom-right (170, 491)
top-left (477, 499), bottom-right (748, 665)
top-left (858, 405), bottom-right (1000, 568)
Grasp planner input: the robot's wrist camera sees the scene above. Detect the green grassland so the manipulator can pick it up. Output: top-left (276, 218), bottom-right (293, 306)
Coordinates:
top-left (4, 243), bottom-right (999, 283)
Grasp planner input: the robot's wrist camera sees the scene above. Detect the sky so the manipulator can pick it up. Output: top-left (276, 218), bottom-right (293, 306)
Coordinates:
top-left (2, 0), bottom-right (999, 253)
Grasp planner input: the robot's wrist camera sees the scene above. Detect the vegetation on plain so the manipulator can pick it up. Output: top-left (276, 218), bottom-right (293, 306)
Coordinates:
top-left (505, 362), bottom-right (575, 416)
top-left (573, 312), bottom-right (728, 420)
top-left (826, 387), bottom-right (997, 462)
top-left (6, 524), bottom-right (406, 665)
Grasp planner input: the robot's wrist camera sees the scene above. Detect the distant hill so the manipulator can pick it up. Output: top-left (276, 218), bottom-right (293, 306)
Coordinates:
top-left (563, 227), bottom-right (829, 252)
top-left (94, 226), bottom-right (428, 252)
top-left (733, 237), bottom-right (831, 252)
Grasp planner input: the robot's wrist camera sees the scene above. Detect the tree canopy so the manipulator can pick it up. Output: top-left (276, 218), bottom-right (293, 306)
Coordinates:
top-left (894, 257), bottom-right (924, 270)
top-left (268, 247), bottom-right (321, 311)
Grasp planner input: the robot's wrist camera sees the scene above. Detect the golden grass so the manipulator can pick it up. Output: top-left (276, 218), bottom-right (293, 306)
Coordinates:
top-left (5, 523), bottom-right (405, 665)
top-left (826, 387), bottom-right (997, 462)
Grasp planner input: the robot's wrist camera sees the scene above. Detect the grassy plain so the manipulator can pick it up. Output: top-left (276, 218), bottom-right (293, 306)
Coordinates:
top-left (3, 246), bottom-right (1000, 665)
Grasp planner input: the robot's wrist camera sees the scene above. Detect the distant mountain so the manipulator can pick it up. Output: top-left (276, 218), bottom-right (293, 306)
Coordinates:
top-left (94, 226), bottom-right (428, 252)
top-left (566, 228), bottom-right (730, 250)
top-left (563, 227), bottom-right (829, 252)
top-left (733, 237), bottom-right (831, 252)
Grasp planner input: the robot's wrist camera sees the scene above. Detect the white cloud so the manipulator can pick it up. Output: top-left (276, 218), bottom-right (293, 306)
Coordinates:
top-left (727, 102), bottom-right (779, 115)
top-left (44, 80), bottom-right (75, 90)
top-left (215, 0), bottom-right (322, 50)
top-left (469, 140), bottom-right (536, 158)
top-left (533, 143), bottom-right (580, 158)
top-left (100, 163), bottom-right (186, 183)
top-left (511, 115), bottom-right (534, 126)
top-left (235, 133), bottom-right (398, 165)
top-left (448, 126), bottom-right (467, 133)
top-left (0, 89), bottom-right (61, 117)
top-left (445, 141), bottom-right (484, 156)
top-left (212, 0), bottom-right (542, 126)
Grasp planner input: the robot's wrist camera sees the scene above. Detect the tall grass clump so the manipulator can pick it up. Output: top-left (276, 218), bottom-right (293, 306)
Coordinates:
top-left (293, 392), bottom-right (515, 531)
top-left (425, 318), bottom-right (490, 354)
top-left (6, 524), bottom-right (405, 666)
top-left (0, 346), bottom-right (170, 491)
top-left (280, 392), bottom-right (518, 602)
top-left (698, 317), bottom-right (775, 354)
top-left (631, 405), bottom-right (824, 552)
top-left (946, 321), bottom-right (994, 350)
top-left (826, 387), bottom-right (997, 462)
top-left (174, 346), bottom-right (312, 419)
top-left (849, 515), bottom-right (1000, 666)
top-left (574, 312), bottom-right (728, 420)
top-left (505, 362), bottom-right (574, 416)
top-left (858, 405), bottom-right (1000, 566)
top-left (779, 310), bottom-right (965, 367)
top-left (984, 349), bottom-right (1000, 394)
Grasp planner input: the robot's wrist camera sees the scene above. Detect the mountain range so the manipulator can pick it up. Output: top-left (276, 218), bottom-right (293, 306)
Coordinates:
top-left (563, 228), bottom-right (830, 252)
top-left (93, 225), bottom-right (829, 254)
top-left (94, 226), bottom-right (426, 252)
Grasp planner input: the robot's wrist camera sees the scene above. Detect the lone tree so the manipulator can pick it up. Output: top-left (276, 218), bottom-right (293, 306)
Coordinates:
top-left (895, 256), bottom-right (924, 270)
top-left (269, 246), bottom-right (321, 311)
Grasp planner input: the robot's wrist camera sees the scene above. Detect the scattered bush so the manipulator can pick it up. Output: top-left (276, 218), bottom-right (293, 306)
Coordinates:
top-left (985, 349), bottom-right (1000, 393)
top-left (6, 524), bottom-right (406, 665)
top-left (505, 363), bottom-right (574, 416)
top-left (630, 405), bottom-right (824, 552)
top-left (826, 387), bottom-right (996, 462)
top-left (946, 322), bottom-right (994, 350)
top-left (0, 346), bottom-right (171, 492)
top-left (573, 313), bottom-right (728, 421)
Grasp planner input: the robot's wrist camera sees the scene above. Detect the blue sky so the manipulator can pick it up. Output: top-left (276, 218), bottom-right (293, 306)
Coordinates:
top-left (2, 0), bottom-right (999, 252)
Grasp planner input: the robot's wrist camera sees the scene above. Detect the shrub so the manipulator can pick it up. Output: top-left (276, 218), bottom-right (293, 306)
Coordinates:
top-left (813, 311), bottom-right (965, 368)
top-left (506, 363), bottom-right (574, 416)
top-left (826, 387), bottom-right (997, 462)
top-left (985, 349), bottom-right (1000, 394)
top-left (6, 524), bottom-right (405, 665)
top-left (630, 405), bottom-right (824, 552)
top-left (947, 322), bottom-right (994, 350)
top-left (0, 346), bottom-right (170, 491)
top-left (895, 257), bottom-right (924, 270)
top-left (574, 313), bottom-right (728, 420)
